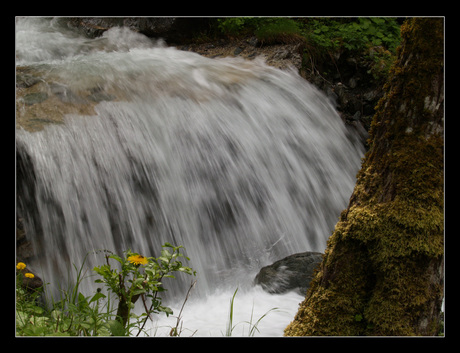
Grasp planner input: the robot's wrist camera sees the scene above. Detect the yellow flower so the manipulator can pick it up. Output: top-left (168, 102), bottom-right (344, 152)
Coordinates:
top-left (24, 273), bottom-right (35, 279)
top-left (128, 254), bottom-right (148, 266)
top-left (16, 262), bottom-right (26, 270)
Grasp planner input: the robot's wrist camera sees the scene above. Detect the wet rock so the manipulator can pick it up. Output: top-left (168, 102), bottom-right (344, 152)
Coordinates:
top-left (254, 252), bottom-right (323, 295)
top-left (50, 83), bottom-right (84, 104)
top-left (17, 266), bottom-right (44, 292)
top-left (183, 38), bottom-right (304, 71)
top-left (65, 17), bottom-right (211, 44)
top-left (17, 217), bottom-right (43, 291)
top-left (247, 36), bottom-right (259, 47)
top-left (23, 92), bottom-right (48, 105)
top-left (233, 46), bottom-right (244, 55)
top-left (16, 74), bottom-right (42, 89)
top-left (87, 91), bottom-right (116, 102)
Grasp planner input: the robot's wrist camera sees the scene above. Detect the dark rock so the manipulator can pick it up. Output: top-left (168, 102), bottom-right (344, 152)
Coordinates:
top-left (348, 77), bottom-right (358, 89)
top-left (233, 46), bottom-right (244, 55)
top-left (16, 217), bottom-right (34, 262)
top-left (352, 111), bottom-right (362, 121)
top-left (247, 36), bottom-right (259, 47)
top-left (363, 90), bottom-right (379, 102)
top-left (17, 241), bottom-right (34, 262)
top-left (273, 48), bottom-right (290, 60)
top-left (87, 92), bottom-right (116, 102)
top-left (254, 252), bottom-right (323, 295)
top-left (17, 266), bottom-right (44, 292)
top-left (65, 17), bottom-right (211, 44)
top-left (16, 217), bottom-right (43, 291)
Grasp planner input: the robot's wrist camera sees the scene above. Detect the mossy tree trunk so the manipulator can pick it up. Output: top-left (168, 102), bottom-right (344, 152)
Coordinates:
top-left (284, 18), bottom-right (444, 336)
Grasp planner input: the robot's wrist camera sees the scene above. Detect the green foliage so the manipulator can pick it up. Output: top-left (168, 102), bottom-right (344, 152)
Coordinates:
top-left (215, 17), bottom-right (401, 82)
top-left (306, 17), bottom-right (401, 53)
top-left (216, 17), bottom-right (303, 44)
top-left (16, 242), bottom-right (196, 336)
top-left (216, 17), bottom-right (251, 36)
top-left (299, 18), bottom-right (401, 83)
top-left (253, 18), bottom-right (303, 44)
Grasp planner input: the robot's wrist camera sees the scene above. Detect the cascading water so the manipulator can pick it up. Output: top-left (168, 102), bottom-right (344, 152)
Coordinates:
top-left (16, 18), bottom-right (364, 336)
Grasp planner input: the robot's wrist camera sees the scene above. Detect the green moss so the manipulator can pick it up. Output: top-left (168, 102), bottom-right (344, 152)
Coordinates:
top-left (285, 18), bottom-right (444, 337)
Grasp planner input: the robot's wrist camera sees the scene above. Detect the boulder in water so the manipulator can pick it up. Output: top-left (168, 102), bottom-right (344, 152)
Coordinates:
top-left (254, 252), bottom-right (323, 295)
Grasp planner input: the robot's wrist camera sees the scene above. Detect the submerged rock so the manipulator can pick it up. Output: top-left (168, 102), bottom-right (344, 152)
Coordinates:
top-left (254, 252), bottom-right (323, 295)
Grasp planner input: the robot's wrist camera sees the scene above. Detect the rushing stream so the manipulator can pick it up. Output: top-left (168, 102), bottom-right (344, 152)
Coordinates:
top-left (16, 18), bottom-right (364, 336)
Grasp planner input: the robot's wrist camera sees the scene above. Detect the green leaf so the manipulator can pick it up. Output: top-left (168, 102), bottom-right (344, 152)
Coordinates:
top-left (371, 18), bottom-right (385, 25)
top-left (162, 248), bottom-right (172, 258)
top-left (16, 310), bottom-right (29, 327)
top-left (80, 320), bottom-right (93, 330)
top-left (23, 324), bottom-right (46, 336)
top-left (78, 292), bottom-right (88, 307)
top-left (131, 288), bottom-right (147, 296)
top-left (178, 267), bottom-right (195, 275)
top-left (89, 292), bottom-right (106, 304)
top-left (159, 256), bottom-right (170, 264)
top-left (158, 306), bottom-right (173, 316)
top-left (30, 305), bottom-right (45, 315)
top-left (50, 310), bottom-right (63, 320)
top-left (109, 254), bottom-right (124, 264)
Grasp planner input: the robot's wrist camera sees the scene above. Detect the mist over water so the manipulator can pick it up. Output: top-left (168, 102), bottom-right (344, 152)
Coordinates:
top-left (16, 18), bottom-right (364, 336)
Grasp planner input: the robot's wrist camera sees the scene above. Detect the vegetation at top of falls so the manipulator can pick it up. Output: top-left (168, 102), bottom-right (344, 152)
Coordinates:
top-left (304, 17), bottom-right (401, 53)
top-left (215, 17), bottom-right (401, 53)
top-left (212, 17), bottom-right (401, 82)
top-left (16, 243), bottom-right (196, 337)
top-left (216, 17), bottom-right (304, 45)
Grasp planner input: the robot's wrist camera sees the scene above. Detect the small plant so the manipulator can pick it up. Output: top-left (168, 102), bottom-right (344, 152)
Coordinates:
top-left (93, 243), bottom-right (196, 336)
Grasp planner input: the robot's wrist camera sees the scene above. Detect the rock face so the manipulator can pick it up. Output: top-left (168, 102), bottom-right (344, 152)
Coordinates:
top-left (254, 252), bottom-right (323, 295)
top-left (17, 217), bottom-right (43, 291)
top-left (180, 36), bottom-right (305, 71)
top-left (63, 17), bottom-right (210, 44)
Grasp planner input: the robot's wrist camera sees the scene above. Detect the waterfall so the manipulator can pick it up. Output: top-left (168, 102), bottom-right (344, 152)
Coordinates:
top-left (16, 18), bottom-right (364, 336)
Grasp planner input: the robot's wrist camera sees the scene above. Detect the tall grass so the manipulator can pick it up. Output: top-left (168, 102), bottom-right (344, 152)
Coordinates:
top-left (223, 288), bottom-right (279, 337)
